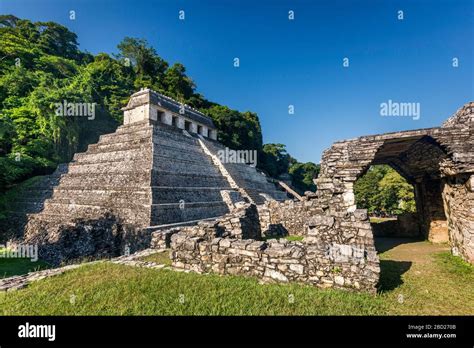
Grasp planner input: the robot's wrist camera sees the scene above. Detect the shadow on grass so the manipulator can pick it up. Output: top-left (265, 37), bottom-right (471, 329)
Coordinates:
top-left (377, 260), bottom-right (412, 293)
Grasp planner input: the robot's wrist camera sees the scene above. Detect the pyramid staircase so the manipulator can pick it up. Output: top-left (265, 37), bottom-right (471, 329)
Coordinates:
top-left (199, 138), bottom-right (289, 204)
top-left (1, 120), bottom-right (290, 247)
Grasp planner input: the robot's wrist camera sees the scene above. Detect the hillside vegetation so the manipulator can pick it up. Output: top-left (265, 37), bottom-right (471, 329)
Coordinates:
top-left (0, 15), bottom-right (318, 213)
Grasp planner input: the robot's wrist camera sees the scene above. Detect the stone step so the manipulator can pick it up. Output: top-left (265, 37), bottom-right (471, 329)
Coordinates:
top-left (151, 186), bottom-right (238, 204)
top-left (224, 163), bottom-right (273, 182)
top-left (200, 139), bottom-right (288, 199)
top-left (232, 176), bottom-right (276, 191)
top-left (68, 159), bottom-right (152, 174)
top-left (245, 188), bottom-right (288, 203)
top-left (88, 136), bottom-right (151, 153)
top-left (57, 172), bottom-right (151, 187)
top-left (150, 201), bottom-right (229, 225)
top-left (7, 201), bottom-right (47, 214)
top-left (115, 120), bottom-right (150, 133)
top-left (14, 176), bottom-right (62, 190)
top-left (146, 216), bottom-right (219, 232)
top-left (26, 209), bottom-right (150, 227)
top-left (36, 202), bottom-right (150, 224)
top-left (46, 190), bottom-right (151, 206)
top-left (30, 200), bottom-right (228, 227)
top-left (153, 146), bottom-right (210, 163)
top-left (153, 136), bottom-right (203, 153)
top-left (223, 170), bottom-right (279, 191)
top-left (73, 145), bottom-right (149, 162)
top-left (89, 133), bottom-right (205, 157)
top-left (98, 127), bottom-right (153, 144)
top-left (152, 127), bottom-right (200, 146)
top-left (151, 171), bottom-right (231, 188)
top-left (52, 185), bottom-right (150, 198)
top-left (153, 150), bottom-right (214, 165)
top-left (153, 157), bottom-right (221, 175)
top-left (153, 141), bottom-right (206, 157)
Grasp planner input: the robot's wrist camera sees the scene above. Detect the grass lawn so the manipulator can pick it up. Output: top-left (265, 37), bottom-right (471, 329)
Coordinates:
top-left (0, 248), bottom-right (51, 278)
top-left (138, 251), bottom-right (172, 266)
top-left (0, 239), bottom-right (472, 315)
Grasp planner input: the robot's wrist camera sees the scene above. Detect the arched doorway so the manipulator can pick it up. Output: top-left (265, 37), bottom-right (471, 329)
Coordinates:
top-left (366, 135), bottom-right (449, 243)
top-left (354, 164), bottom-right (421, 239)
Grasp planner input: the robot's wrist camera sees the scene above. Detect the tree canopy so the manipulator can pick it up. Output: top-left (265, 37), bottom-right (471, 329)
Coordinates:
top-left (354, 165), bottom-right (416, 216)
top-left (0, 15), bottom-right (317, 196)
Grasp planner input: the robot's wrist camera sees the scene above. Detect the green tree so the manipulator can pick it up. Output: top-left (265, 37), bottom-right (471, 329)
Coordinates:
top-left (116, 37), bottom-right (168, 91)
top-left (206, 105), bottom-right (263, 152)
top-left (259, 144), bottom-right (291, 178)
top-left (354, 165), bottom-right (416, 215)
top-left (163, 63), bottom-right (196, 102)
top-left (289, 161), bottom-right (320, 193)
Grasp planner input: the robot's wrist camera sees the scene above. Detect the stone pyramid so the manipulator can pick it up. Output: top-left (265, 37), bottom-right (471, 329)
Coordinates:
top-left (5, 89), bottom-right (289, 263)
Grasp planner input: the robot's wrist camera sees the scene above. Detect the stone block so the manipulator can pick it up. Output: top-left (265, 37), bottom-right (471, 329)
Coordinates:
top-left (264, 268), bottom-right (288, 282)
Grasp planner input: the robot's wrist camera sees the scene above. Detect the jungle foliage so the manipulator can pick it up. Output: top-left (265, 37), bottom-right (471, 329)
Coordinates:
top-left (0, 15), bottom-right (317, 197)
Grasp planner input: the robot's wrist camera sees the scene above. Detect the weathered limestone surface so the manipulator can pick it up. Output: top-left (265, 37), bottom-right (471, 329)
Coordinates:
top-left (257, 195), bottom-right (323, 236)
top-left (0, 263), bottom-right (85, 292)
top-left (2, 90), bottom-right (287, 265)
top-left (151, 202), bottom-right (262, 249)
top-left (167, 203), bottom-right (380, 293)
top-left (316, 102), bottom-right (474, 263)
top-left (442, 174), bottom-right (474, 262)
top-left (370, 213), bottom-right (420, 238)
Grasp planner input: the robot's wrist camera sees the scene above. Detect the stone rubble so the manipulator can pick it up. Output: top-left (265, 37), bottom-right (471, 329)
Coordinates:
top-left (163, 202), bottom-right (380, 293)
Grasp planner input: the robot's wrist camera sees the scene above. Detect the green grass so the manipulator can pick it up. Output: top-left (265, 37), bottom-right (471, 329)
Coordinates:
top-left (376, 242), bottom-right (473, 315)
top-left (369, 217), bottom-right (397, 224)
top-left (285, 235), bottom-right (304, 242)
top-left (0, 240), bottom-right (472, 315)
top-left (0, 248), bottom-right (51, 278)
top-left (262, 235), bottom-right (304, 242)
top-left (138, 251), bottom-right (172, 266)
top-left (0, 262), bottom-right (386, 315)
top-left (434, 252), bottom-right (473, 277)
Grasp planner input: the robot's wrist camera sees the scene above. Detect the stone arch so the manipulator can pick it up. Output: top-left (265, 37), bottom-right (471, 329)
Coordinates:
top-left (315, 102), bottom-right (474, 263)
top-left (356, 135), bottom-right (451, 242)
top-left (316, 132), bottom-right (458, 242)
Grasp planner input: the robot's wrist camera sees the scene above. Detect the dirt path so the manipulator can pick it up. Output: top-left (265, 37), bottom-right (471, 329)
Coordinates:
top-left (374, 237), bottom-right (473, 315)
top-left (375, 237), bottom-right (450, 264)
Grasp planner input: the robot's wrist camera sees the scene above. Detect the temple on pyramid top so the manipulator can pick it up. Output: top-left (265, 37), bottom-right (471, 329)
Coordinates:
top-left (121, 88), bottom-right (218, 140)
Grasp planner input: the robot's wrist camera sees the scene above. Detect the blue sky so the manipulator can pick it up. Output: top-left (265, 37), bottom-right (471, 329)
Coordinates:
top-left (1, 0), bottom-right (473, 162)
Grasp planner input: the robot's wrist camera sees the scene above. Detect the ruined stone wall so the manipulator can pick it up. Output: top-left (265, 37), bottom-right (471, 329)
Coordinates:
top-left (165, 202), bottom-right (380, 293)
top-left (416, 178), bottom-right (449, 243)
top-left (23, 214), bottom-right (151, 265)
top-left (170, 225), bottom-right (379, 293)
top-left (151, 202), bottom-right (262, 249)
top-left (258, 196), bottom-right (376, 248)
top-left (371, 214), bottom-right (420, 238)
top-left (257, 198), bottom-right (322, 236)
top-left (442, 174), bottom-right (474, 263)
